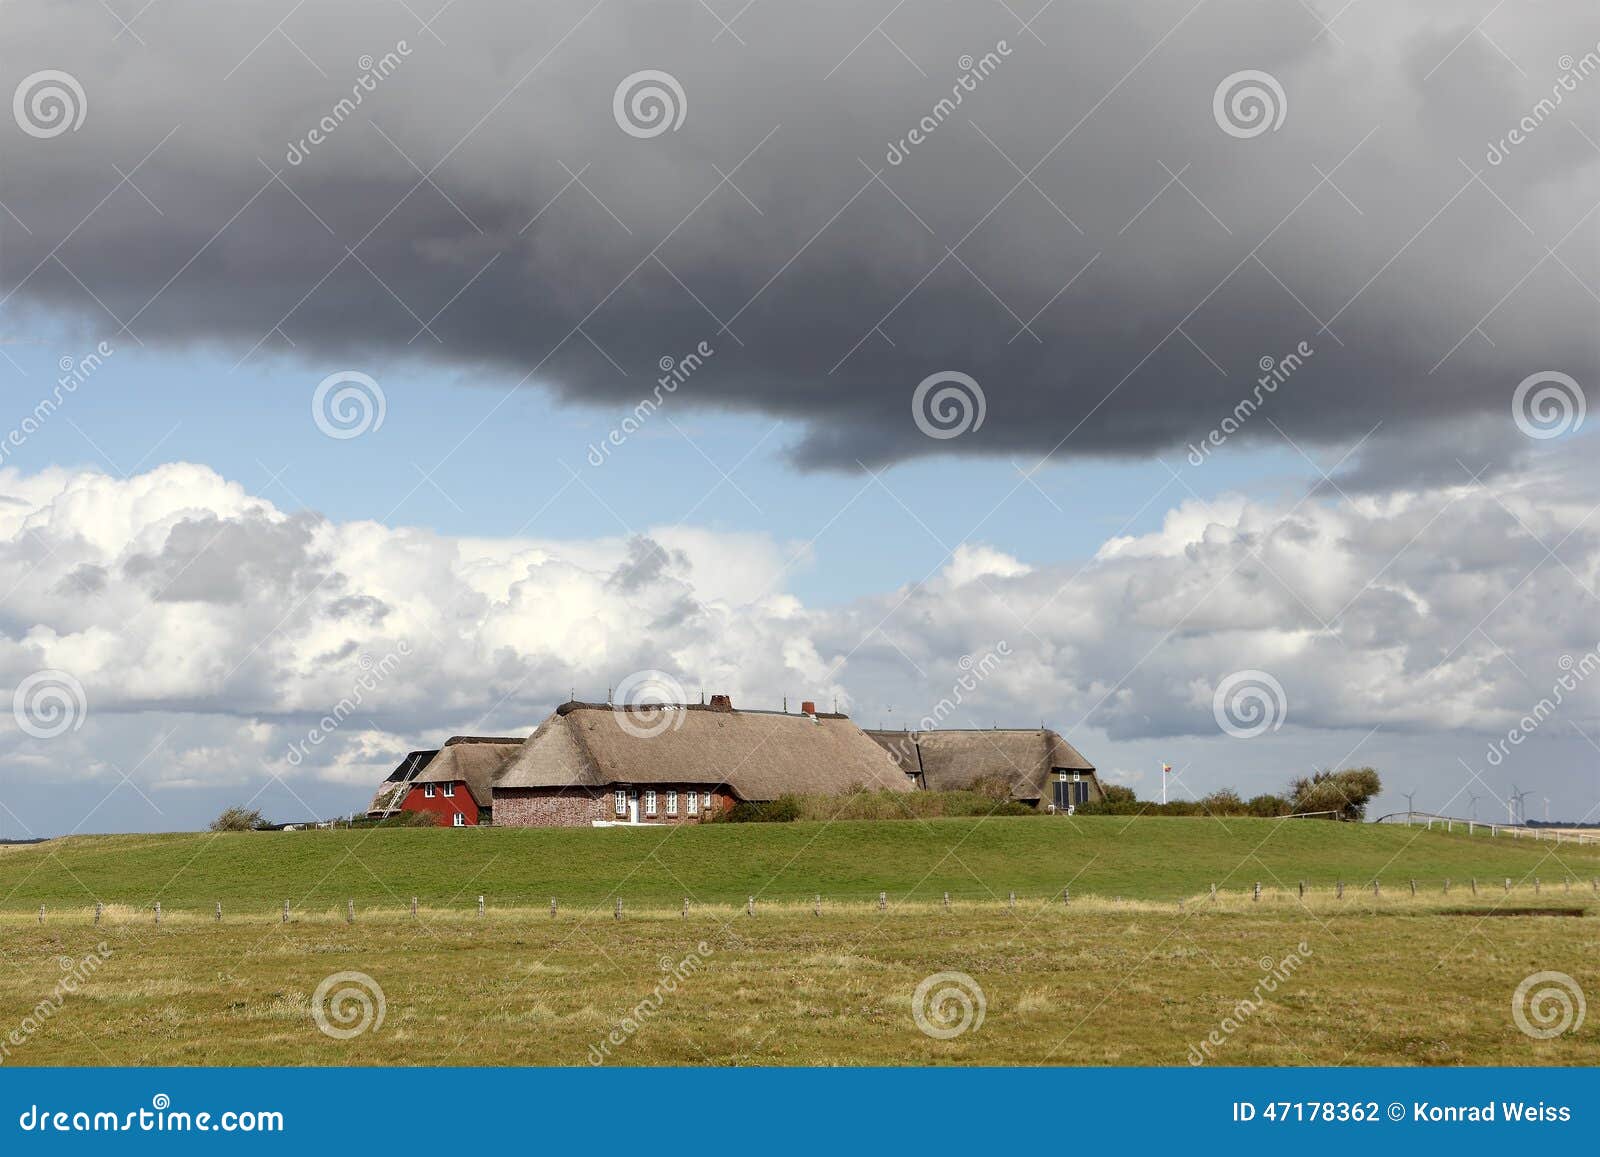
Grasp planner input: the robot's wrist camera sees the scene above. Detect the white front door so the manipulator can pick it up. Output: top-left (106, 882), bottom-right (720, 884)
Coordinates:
top-left (627, 794), bottom-right (638, 823)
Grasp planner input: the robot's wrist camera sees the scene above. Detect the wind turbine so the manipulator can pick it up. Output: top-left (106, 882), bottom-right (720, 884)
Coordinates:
top-left (1467, 791), bottom-right (1483, 821)
top-left (1402, 789), bottom-right (1418, 818)
top-left (1543, 797), bottom-right (1551, 824)
top-left (1510, 785), bottom-right (1533, 826)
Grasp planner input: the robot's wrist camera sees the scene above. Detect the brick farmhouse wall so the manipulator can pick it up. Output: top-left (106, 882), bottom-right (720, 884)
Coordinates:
top-left (493, 785), bottom-right (735, 828)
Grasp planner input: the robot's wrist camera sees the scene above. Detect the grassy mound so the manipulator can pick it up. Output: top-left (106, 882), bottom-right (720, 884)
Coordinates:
top-left (2, 816), bottom-right (1596, 913)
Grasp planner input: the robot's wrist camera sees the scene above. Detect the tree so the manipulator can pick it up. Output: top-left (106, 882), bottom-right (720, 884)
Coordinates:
top-left (209, 806), bottom-right (268, 832)
top-left (1287, 767), bottom-right (1382, 821)
top-left (1101, 783), bottom-right (1137, 804)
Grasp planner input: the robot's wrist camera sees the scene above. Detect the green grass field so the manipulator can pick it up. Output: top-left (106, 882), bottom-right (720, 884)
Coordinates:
top-left (3, 819), bottom-right (1594, 1066)
top-left (3, 817), bottom-right (1597, 914)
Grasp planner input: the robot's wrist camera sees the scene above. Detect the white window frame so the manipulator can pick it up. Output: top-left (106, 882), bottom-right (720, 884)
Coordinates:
top-left (442, 782), bottom-right (454, 797)
top-left (703, 791), bottom-right (713, 813)
top-left (644, 790), bottom-right (657, 817)
top-left (687, 791), bottom-right (699, 816)
top-left (666, 791), bottom-right (678, 816)
top-left (452, 812), bottom-right (465, 827)
top-left (423, 783), bottom-right (435, 799)
top-left (615, 789), bottom-right (627, 817)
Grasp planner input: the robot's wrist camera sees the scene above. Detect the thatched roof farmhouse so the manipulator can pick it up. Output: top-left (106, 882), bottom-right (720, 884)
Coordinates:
top-left (866, 728), bottom-right (1101, 811)
top-left (369, 694), bottom-right (1097, 827)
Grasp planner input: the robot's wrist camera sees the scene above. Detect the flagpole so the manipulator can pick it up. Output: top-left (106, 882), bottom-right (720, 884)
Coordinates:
top-left (1161, 764), bottom-right (1166, 806)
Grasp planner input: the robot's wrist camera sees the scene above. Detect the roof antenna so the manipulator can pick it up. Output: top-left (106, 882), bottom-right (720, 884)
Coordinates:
top-left (606, 686), bottom-right (613, 704)
top-left (700, 688), bottom-right (705, 705)
top-left (783, 696), bottom-right (788, 713)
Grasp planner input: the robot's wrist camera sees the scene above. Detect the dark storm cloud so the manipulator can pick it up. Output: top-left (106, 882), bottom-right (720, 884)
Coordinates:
top-left (1, 0), bottom-right (1595, 474)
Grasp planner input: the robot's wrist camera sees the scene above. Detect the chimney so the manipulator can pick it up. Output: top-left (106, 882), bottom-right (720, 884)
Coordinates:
top-left (708, 693), bottom-right (734, 712)
top-left (800, 700), bottom-right (816, 716)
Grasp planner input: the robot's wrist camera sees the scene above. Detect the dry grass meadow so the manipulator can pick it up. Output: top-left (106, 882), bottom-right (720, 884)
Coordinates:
top-left (1, 893), bottom-right (1594, 1067)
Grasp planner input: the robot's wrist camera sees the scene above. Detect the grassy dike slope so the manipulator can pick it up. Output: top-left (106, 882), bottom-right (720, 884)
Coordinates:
top-left (3, 817), bottom-right (1597, 912)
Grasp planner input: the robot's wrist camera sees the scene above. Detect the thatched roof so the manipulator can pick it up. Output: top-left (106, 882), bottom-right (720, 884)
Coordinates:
top-left (365, 749), bottom-right (437, 815)
top-left (497, 701), bottom-right (912, 801)
top-left (865, 728), bottom-right (1095, 802)
top-left (411, 736), bottom-right (524, 807)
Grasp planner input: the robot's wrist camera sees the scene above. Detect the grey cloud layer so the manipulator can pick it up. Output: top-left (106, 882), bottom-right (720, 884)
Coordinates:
top-left (3, 0), bottom-right (1596, 473)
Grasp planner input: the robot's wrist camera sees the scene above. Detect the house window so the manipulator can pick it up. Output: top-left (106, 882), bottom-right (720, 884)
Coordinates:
top-left (666, 791), bottom-right (678, 816)
top-left (423, 783), bottom-right (435, 798)
top-left (452, 813), bottom-right (465, 827)
top-left (644, 790), bottom-right (657, 817)
top-left (687, 792), bottom-right (699, 816)
top-left (615, 790), bottom-right (627, 817)
top-left (442, 782), bottom-right (454, 797)
top-left (703, 791), bottom-right (713, 812)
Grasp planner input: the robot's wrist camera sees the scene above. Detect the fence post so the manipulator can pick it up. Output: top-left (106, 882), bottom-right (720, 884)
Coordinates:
top-left (943, 891), bottom-right (950, 910)
top-left (1297, 880), bottom-right (1304, 899)
top-left (94, 901), bottom-right (103, 926)
top-left (1564, 878), bottom-right (1570, 894)
top-left (1061, 887), bottom-right (1069, 906)
top-left (1409, 879), bottom-right (1416, 897)
top-left (1209, 883), bottom-right (1217, 903)
top-left (1253, 882), bottom-right (1261, 902)
top-left (154, 901), bottom-right (161, 926)
top-left (37, 904), bottom-right (44, 924)
top-left (878, 891), bottom-right (886, 912)
top-left (1008, 891), bottom-right (1016, 912)
top-left (682, 898), bottom-right (689, 918)
top-left (215, 901), bottom-right (222, 922)
top-left (1534, 877), bottom-right (1541, 894)
top-left (1470, 877), bottom-right (1477, 896)
top-left (614, 898), bottom-right (622, 921)
top-left (1372, 880), bottom-right (1379, 897)
top-left (282, 900), bottom-right (290, 923)
top-left (813, 894), bottom-right (820, 916)
top-left (1336, 881), bottom-right (1343, 900)
top-left (346, 899), bottom-right (354, 924)
top-left (1443, 878), bottom-right (1450, 894)
top-left (477, 895), bottom-right (485, 918)
top-left (747, 895), bottom-right (755, 917)
top-left (550, 897), bottom-right (557, 918)
top-left (1504, 878), bottom-right (1511, 893)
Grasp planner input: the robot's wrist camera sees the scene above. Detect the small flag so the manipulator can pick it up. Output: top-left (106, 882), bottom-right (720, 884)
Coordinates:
top-left (1162, 763), bottom-right (1173, 774)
